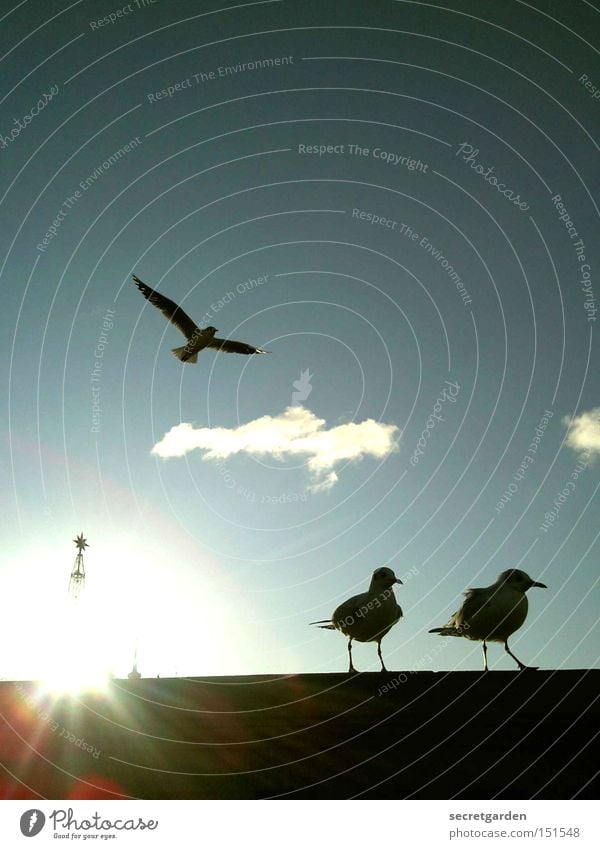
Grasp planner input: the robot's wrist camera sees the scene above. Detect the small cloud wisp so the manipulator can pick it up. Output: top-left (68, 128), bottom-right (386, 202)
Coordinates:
top-left (564, 408), bottom-right (600, 457)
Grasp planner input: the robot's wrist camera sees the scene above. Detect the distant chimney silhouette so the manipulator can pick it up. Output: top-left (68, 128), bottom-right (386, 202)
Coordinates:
top-left (128, 648), bottom-right (141, 680)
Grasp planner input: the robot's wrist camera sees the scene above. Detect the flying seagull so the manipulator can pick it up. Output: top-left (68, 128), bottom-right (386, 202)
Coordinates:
top-left (132, 275), bottom-right (270, 363)
top-left (311, 567), bottom-right (403, 673)
top-left (429, 569), bottom-right (546, 671)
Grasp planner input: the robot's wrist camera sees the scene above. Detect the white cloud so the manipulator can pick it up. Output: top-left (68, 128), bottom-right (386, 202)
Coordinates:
top-left (308, 472), bottom-right (339, 493)
top-left (152, 406), bottom-right (399, 490)
top-left (564, 408), bottom-right (600, 456)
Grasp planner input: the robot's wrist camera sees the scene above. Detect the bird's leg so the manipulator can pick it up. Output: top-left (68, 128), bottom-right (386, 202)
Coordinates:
top-left (504, 640), bottom-right (537, 671)
top-left (347, 639), bottom-right (356, 673)
top-left (482, 641), bottom-right (489, 672)
top-left (377, 640), bottom-right (388, 673)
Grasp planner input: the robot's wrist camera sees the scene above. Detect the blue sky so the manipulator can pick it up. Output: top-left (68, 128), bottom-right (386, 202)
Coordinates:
top-left (1, 0), bottom-right (599, 680)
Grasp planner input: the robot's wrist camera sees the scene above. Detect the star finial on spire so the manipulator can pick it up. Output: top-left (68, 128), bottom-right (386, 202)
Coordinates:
top-left (73, 533), bottom-right (88, 553)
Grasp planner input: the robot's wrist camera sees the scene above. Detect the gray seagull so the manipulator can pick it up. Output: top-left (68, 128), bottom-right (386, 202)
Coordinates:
top-left (429, 569), bottom-right (547, 671)
top-left (311, 567), bottom-right (403, 673)
top-left (133, 275), bottom-right (270, 363)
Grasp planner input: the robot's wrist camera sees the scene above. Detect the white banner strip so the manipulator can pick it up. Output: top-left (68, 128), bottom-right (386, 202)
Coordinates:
top-left (0, 800), bottom-right (597, 847)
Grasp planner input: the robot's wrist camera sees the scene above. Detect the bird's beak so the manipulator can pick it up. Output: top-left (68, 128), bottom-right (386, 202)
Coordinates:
top-left (532, 581), bottom-right (547, 588)
top-left (395, 578), bottom-right (403, 585)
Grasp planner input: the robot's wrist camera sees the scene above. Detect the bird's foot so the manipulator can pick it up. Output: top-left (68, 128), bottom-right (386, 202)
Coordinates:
top-left (517, 664), bottom-right (538, 671)
top-left (348, 665), bottom-right (357, 674)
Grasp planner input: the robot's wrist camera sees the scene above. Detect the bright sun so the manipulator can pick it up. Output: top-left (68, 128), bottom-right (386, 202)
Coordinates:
top-left (36, 603), bottom-right (112, 696)
top-left (2, 531), bottom-right (268, 684)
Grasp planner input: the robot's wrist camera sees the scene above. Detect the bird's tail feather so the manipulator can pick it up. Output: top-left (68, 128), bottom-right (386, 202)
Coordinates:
top-left (310, 620), bottom-right (335, 630)
top-left (172, 345), bottom-right (198, 363)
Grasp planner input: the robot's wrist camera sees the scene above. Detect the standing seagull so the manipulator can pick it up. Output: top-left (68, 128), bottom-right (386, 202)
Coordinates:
top-left (311, 567), bottom-right (403, 673)
top-left (429, 569), bottom-right (547, 671)
top-left (132, 275), bottom-right (270, 362)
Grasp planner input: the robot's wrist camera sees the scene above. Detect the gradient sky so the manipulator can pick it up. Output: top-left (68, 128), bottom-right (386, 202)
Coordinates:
top-left (1, 0), bottom-right (599, 680)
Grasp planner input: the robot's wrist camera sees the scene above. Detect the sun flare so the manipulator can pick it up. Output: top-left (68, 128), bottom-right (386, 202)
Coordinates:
top-left (36, 604), bottom-right (112, 696)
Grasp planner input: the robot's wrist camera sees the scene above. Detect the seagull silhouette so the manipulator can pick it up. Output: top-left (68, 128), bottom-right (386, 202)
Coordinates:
top-left (311, 567), bottom-right (403, 673)
top-left (133, 275), bottom-right (270, 363)
top-left (429, 569), bottom-right (546, 670)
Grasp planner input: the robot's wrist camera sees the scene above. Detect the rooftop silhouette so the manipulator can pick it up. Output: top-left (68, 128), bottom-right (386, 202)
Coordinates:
top-left (1, 670), bottom-right (597, 799)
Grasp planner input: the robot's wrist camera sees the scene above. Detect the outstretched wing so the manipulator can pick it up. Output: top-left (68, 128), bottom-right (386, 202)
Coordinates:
top-left (207, 336), bottom-right (270, 355)
top-left (133, 275), bottom-right (199, 339)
